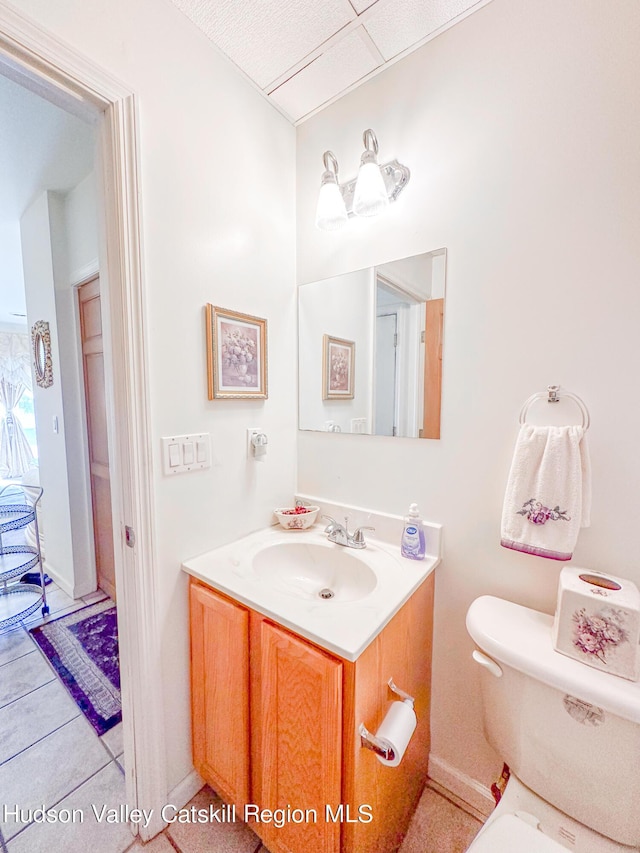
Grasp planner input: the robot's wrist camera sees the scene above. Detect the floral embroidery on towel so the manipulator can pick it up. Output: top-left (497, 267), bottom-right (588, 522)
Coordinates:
top-left (572, 607), bottom-right (629, 663)
top-left (517, 498), bottom-right (571, 525)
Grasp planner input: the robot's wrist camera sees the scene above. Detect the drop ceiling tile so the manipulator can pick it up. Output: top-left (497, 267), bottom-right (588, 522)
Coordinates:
top-left (365, 0), bottom-right (482, 61)
top-left (170, 0), bottom-right (357, 89)
top-left (269, 28), bottom-right (381, 122)
top-left (348, 0), bottom-right (379, 12)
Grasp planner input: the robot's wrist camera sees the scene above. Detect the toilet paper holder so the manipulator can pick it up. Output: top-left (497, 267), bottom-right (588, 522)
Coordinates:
top-left (359, 678), bottom-right (415, 760)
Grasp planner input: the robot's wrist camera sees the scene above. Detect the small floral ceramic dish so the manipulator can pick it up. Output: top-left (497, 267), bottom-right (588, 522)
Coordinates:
top-left (274, 505), bottom-right (320, 530)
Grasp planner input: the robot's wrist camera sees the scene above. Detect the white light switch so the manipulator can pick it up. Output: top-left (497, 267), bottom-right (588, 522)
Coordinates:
top-left (169, 443), bottom-right (180, 467)
top-left (162, 434), bottom-right (211, 474)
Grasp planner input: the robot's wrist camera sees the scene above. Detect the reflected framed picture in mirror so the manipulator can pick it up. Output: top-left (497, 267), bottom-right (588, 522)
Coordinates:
top-left (206, 305), bottom-right (268, 399)
top-left (322, 335), bottom-right (355, 400)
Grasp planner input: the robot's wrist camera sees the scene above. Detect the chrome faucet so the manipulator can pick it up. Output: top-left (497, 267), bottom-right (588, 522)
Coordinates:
top-left (323, 516), bottom-right (375, 549)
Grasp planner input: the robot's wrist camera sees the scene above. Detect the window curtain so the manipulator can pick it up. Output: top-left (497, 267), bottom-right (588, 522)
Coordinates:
top-left (0, 333), bottom-right (35, 478)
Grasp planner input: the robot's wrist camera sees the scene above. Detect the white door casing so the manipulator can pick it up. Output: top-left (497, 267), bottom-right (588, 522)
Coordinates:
top-left (0, 3), bottom-right (166, 841)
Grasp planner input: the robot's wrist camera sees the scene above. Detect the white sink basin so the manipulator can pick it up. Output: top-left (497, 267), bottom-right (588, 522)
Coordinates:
top-left (252, 541), bottom-right (377, 602)
top-left (182, 525), bottom-right (439, 661)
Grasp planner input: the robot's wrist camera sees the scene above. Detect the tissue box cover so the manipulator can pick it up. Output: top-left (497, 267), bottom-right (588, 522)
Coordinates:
top-left (553, 566), bottom-right (640, 681)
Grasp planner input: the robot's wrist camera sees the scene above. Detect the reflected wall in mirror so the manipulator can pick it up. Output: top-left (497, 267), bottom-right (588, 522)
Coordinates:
top-left (298, 249), bottom-right (445, 439)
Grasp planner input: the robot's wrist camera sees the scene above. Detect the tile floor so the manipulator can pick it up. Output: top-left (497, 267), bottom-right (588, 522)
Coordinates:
top-left (0, 580), bottom-right (128, 853)
top-left (0, 581), bottom-right (483, 853)
top-left (155, 784), bottom-right (483, 853)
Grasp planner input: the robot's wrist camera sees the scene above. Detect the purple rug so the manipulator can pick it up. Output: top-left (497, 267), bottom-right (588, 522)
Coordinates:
top-left (30, 600), bottom-right (121, 736)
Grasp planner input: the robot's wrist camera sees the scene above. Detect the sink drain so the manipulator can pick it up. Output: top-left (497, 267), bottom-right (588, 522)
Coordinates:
top-left (319, 588), bottom-right (335, 600)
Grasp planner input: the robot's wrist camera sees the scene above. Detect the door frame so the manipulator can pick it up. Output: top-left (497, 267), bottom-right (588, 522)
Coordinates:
top-left (0, 3), bottom-right (166, 841)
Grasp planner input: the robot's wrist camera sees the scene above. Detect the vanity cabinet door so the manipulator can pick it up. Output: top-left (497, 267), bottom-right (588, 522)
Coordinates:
top-left (251, 616), bottom-right (343, 853)
top-left (190, 581), bottom-right (250, 806)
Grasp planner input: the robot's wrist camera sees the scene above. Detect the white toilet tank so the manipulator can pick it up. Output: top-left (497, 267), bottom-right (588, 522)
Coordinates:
top-left (467, 595), bottom-right (640, 848)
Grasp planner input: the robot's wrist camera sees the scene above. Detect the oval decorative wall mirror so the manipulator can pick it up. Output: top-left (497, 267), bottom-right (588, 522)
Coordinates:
top-left (31, 320), bottom-right (53, 388)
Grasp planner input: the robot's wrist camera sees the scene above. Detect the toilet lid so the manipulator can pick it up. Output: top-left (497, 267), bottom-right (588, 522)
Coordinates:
top-left (469, 814), bottom-right (567, 853)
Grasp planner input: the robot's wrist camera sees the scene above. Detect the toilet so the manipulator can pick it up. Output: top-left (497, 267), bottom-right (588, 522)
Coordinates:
top-left (465, 595), bottom-right (640, 852)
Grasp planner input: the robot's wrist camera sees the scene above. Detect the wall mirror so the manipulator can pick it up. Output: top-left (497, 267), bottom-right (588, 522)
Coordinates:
top-left (31, 320), bottom-right (53, 389)
top-left (298, 248), bottom-right (446, 439)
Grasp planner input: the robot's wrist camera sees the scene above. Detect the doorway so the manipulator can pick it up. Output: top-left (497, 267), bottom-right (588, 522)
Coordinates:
top-left (0, 3), bottom-right (165, 841)
top-left (374, 276), bottom-right (422, 438)
top-left (375, 311), bottom-right (398, 436)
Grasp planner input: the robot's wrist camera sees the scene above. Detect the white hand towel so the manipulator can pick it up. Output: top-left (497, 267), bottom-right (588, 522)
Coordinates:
top-left (500, 424), bottom-right (591, 561)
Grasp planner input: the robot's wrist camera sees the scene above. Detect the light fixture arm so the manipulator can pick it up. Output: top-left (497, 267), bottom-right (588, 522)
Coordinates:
top-left (362, 127), bottom-right (378, 160)
top-left (322, 150), bottom-right (340, 177)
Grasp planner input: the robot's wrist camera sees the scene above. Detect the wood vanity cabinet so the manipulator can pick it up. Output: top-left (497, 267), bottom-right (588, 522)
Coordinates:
top-left (190, 582), bottom-right (251, 805)
top-left (189, 572), bottom-right (434, 853)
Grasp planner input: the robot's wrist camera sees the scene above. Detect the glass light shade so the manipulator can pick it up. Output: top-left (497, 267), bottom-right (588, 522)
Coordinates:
top-left (315, 179), bottom-right (348, 231)
top-left (353, 161), bottom-right (389, 217)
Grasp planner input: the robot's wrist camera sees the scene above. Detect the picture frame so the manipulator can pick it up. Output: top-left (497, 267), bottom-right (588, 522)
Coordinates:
top-left (322, 335), bottom-right (355, 400)
top-left (206, 305), bottom-right (268, 399)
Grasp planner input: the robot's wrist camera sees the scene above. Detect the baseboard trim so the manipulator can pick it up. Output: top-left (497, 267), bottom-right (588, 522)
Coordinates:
top-left (41, 561), bottom-right (95, 600)
top-left (42, 562), bottom-right (75, 599)
top-left (167, 768), bottom-right (204, 812)
top-left (428, 754), bottom-right (494, 819)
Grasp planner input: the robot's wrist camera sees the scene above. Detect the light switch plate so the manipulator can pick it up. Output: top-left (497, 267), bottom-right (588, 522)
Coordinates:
top-left (162, 434), bottom-right (210, 474)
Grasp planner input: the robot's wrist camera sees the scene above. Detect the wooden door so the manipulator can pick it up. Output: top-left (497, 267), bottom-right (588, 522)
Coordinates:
top-left (251, 615), bottom-right (343, 853)
top-left (78, 278), bottom-right (116, 599)
top-left (190, 582), bottom-right (250, 805)
top-left (422, 297), bottom-right (444, 439)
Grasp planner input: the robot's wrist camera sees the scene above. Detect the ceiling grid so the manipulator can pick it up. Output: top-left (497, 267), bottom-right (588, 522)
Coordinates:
top-left (169, 0), bottom-right (493, 123)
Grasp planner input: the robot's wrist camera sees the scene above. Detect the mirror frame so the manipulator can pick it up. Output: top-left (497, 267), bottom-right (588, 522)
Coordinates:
top-left (31, 320), bottom-right (53, 389)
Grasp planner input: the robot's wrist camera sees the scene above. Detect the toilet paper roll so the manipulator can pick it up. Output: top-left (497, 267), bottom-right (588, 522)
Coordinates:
top-left (375, 701), bottom-right (417, 767)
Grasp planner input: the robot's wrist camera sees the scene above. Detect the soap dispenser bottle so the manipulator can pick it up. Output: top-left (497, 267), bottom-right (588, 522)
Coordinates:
top-left (401, 504), bottom-right (426, 560)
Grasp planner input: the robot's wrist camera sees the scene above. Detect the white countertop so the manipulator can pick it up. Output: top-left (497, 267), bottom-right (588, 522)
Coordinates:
top-left (182, 524), bottom-right (439, 661)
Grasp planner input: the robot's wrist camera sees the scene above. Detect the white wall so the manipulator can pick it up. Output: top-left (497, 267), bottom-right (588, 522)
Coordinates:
top-left (50, 179), bottom-right (98, 598)
top-left (7, 0), bottom-right (297, 793)
top-left (20, 181), bottom-right (98, 599)
top-left (20, 192), bottom-right (76, 587)
top-left (0, 219), bottom-right (26, 323)
top-left (296, 0), bottom-right (640, 803)
top-left (64, 172), bottom-right (98, 281)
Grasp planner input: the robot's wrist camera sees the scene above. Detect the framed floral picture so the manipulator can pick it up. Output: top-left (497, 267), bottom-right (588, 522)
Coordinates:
top-left (322, 335), bottom-right (355, 400)
top-left (206, 305), bottom-right (268, 399)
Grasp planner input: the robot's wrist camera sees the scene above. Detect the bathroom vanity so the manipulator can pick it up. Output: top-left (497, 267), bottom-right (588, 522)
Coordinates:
top-left (183, 523), bottom-right (438, 853)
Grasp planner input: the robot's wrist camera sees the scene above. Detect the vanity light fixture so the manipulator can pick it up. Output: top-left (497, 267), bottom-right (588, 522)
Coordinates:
top-left (315, 129), bottom-right (410, 231)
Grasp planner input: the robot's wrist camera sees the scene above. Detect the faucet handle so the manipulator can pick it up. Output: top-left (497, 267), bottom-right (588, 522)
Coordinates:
top-left (322, 515), bottom-right (339, 532)
top-left (352, 525), bottom-right (375, 545)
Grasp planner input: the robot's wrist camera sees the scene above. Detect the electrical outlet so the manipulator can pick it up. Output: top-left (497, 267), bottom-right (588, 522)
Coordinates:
top-left (247, 428), bottom-right (263, 459)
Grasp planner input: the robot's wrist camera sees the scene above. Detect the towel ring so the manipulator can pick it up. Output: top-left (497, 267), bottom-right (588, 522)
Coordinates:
top-left (519, 385), bottom-right (590, 430)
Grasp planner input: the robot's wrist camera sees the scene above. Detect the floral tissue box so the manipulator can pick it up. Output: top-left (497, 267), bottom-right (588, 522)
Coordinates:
top-left (552, 566), bottom-right (640, 681)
